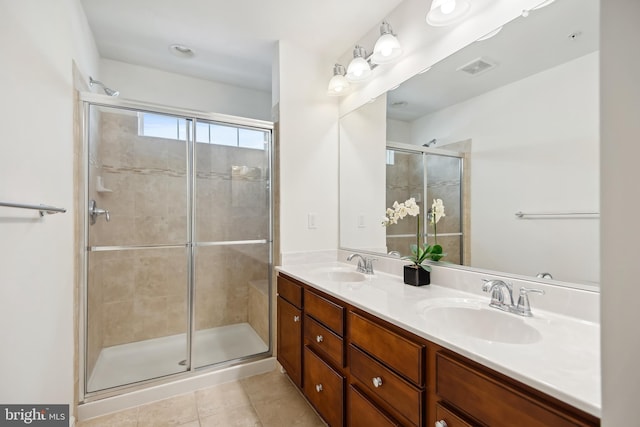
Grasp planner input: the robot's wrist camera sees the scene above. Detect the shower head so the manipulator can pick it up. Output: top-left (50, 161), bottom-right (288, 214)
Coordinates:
top-left (423, 139), bottom-right (437, 147)
top-left (89, 76), bottom-right (119, 97)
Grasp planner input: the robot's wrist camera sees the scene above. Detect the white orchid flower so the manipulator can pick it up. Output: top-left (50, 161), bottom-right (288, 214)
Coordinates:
top-left (431, 199), bottom-right (445, 224)
top-left (405, 198), bottom-right (420, 216)
top-left (396, 203), bottom-right (408, 219)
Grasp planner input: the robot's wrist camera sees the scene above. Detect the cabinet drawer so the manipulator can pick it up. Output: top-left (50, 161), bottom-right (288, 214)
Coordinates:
top-left (348, 311), bottom-right (424, 386)
top-left (305, 290), bottom-right (344, 336)
top-left (305, 315), bottom-right (344, 367)
top-left (350, 345), bottom-right (423, 427)
top-left (277, 274), bottom-right (302, 308)
top-left (304, 346), bottom-right (344, 427)
top-left (435, 402), bottom-right (476, 427)
top-left (348, 384), bottom-right (400, 427)
top-left (436, 352), bottom-right (595, 427)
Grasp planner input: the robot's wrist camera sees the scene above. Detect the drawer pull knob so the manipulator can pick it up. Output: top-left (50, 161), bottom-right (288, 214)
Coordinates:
top-left (316, 335), bottom-right (324, 343)
top-left (435, 421), bottom-right (448, 427)
top-left (293, 315), bottom-right (300, 322)
top-left (315, 384), bottom-right (323, 393)
top-left (372, 377), bottom-right (383, 388)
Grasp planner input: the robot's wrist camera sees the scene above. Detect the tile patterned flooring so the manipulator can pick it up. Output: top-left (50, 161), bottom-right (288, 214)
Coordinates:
top-left (78, 370), bottom-right (327, 427)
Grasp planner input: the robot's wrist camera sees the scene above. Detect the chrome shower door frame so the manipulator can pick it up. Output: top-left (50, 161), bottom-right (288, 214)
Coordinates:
top-left (79, 93), bottom-right (274, 402)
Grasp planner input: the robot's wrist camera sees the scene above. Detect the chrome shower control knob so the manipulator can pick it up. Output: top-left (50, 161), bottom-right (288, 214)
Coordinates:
top-left (372, 377), bottom-right (383, 388)
top-left (316, 335), bottom-right (323, 343)
top-left (315, 384), bottom-right (323, 393)
top-left (293, 315), bottom-right (300, 322)
top-left (435, 421), bottom-right (448, 427)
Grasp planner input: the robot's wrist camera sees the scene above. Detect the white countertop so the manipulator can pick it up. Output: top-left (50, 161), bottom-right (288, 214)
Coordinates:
top-left (276, 262), bottom-right (601, 418)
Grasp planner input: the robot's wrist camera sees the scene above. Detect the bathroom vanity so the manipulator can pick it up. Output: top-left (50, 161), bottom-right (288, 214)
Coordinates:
top-left (276, 264), bottom-right (600, 427)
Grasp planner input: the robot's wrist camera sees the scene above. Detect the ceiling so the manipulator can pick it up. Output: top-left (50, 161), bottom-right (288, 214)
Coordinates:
top-left (387, 0), bottom-right (599, 121)
top-left (80, 0), bottom-right (404, 92)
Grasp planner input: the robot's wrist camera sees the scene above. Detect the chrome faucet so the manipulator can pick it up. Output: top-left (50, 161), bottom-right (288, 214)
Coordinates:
top-left (482, 279), bottom-right (515, 312)
top-left (347, 253), bottom-right (376, 275)
top-left (481, 279), bottom-right (545, 317)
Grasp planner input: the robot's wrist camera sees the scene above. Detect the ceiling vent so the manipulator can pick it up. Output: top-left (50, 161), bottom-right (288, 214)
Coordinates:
top-left (456, 57), bottom-right (498, 76)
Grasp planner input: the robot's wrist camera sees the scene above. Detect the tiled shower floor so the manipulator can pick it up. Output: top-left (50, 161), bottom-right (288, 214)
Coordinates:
top-left (88, 323), bottom-right (268, 392)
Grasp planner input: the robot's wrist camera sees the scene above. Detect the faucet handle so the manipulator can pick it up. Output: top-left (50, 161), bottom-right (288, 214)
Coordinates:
top-left (515, 287), bottom-right (545, 317)
top-left (364, 257), bottom-right (377, 275)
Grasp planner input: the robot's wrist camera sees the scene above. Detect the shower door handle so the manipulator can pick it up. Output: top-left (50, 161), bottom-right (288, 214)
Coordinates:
top-left (89, 199), bottom-right (110, 225)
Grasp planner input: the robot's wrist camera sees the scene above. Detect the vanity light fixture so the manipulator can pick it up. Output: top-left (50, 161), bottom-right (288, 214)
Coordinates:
top-left (328, 20), bottom-right (403, 96)
top-left (426, 0), bottom-right (471, 27)
top-left (346, 45), bottom-right (373, 82)
top-left (371, 21), bottom-right (403, 64)
top-left (327, 64), bottom-right (350, 96)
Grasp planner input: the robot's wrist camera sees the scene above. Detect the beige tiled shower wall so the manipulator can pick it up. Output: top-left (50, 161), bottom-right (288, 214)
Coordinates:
top-left (86, 111), bottom-right (270, 361)
top-left (385, 151), bottom-right (463, 265)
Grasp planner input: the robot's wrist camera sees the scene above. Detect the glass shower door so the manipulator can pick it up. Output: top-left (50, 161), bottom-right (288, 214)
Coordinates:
top-left (385, 147), bottom-right (464, 264)
top-left (385, 148), bottom-right (425, 256)
top-left (192, 120), bottom-right (271, 368)
top-left (85, 105), bottom-right (191, 392)
top-left (425, 154), bottom-right (464, 265)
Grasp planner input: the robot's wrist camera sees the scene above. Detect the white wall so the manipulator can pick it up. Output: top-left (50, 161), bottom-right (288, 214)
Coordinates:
top-left (339, 95), bottom-right (387, 252)
top-left (338, 0), bottom-right (544, 116)
top-left (410, 52), bottom-right (599, 284)
top-left (101, 59), bottom-right (272, 121)
top-left (387, 118), bottom-right (411, 144)
top-left (601, 0), bottom-right (640, 424)
top-left (0, 0), bottom-right (99, 408)
top-left (276, 40), bottom-right (340, 254)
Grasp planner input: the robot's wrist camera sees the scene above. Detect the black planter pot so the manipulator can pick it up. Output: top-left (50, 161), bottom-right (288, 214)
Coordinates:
top-left (403, 265), bottom-right (430, 286)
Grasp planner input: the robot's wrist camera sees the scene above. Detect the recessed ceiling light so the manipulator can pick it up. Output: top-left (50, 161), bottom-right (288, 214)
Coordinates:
top-left (169, 44), bottom-right (195, 58)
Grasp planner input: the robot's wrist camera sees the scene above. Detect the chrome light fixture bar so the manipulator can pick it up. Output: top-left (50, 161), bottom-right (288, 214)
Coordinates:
top-left (328, 20), bottom-right (403, 96)
top-left (426, 0), bottom-right (471, 27)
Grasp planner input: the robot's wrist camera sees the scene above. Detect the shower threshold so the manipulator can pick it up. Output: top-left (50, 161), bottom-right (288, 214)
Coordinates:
top-left (87, 322), bottom-right (268, 392)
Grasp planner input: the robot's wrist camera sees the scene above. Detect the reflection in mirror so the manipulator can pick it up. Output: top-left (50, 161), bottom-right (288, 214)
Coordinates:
top-left (339, 0), bottom-right (599, 287)
top-left (384, 145), bottom-right (464, 265)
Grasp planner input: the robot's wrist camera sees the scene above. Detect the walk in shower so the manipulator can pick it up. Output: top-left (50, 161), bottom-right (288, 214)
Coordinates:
top-left (81, 95), bottom-right (273, 396)
top-left (385, 143), bottom-right (465, 264)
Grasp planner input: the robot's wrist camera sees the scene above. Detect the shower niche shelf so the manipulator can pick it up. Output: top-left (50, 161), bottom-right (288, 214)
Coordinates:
top-left (95, 176), bottom-right (113, 193)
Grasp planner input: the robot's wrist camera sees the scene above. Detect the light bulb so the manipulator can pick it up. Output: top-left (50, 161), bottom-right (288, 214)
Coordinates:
top-left (328, 64), bottom-right (350, 96)
top-left (440, 0), bottom-right (456, 15)
top-left (426, 0), bottom-right (470, 26)
top-left (346, 50), bottom-right (372, 83)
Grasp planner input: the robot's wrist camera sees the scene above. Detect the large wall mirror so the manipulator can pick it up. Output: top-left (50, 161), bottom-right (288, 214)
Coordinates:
top-left (339, 0), bottom-right (599, 288)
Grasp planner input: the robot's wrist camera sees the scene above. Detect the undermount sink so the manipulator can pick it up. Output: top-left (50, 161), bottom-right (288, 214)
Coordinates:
top-left (419, 299), bottom-right (542, 345)
top-left (311, 267), bottom-right (367, 283)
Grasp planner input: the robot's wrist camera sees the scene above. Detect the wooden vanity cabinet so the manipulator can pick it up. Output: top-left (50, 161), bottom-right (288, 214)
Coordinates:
top-left (348, 384), bottom-right (401, 427)
top-left (348, 310), bottom-right (426, 427)
top-left (276, 273), bottom-right (600, 427)
top-left (303, 287), bottom-right (347, 426)
top-left (276, 275), bottom-right (303, 388)
top-left (433, 350), bottom-right (600, 427)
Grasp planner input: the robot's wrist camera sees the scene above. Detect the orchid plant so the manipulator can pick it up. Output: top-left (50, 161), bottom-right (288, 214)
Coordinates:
top-left (383, 197), bottom-right (446, 271)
